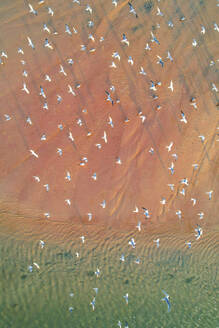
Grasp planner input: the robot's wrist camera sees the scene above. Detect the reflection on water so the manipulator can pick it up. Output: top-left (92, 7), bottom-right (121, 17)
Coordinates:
top-left (1, 228), bottom-right (218, 328)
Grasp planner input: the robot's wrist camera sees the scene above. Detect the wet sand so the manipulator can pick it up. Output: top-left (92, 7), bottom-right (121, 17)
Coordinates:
top-left (0, 0), bottom-right (218, 240)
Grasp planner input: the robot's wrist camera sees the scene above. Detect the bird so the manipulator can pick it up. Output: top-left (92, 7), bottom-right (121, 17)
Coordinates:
top-left (214, 23), bottom-right (219, 32)
top-left (67, 58), bottom-right (74, 65)
top-left (4, 114), bottom-right (11, 121)
top-left (26, 117), bottom-right (32, 125)
top-left (168, 162), bottom-right (174, 175)
top-left (139, 67), bottom-right (146, 75)
top-left (112, 0), bottom-right (118, 7)
top-left (142, 207), bottom-right (150, 218)
top-left (69, 307), bottom-right (74, 312)
top-left (192, 163), bottom-right (199, 170)
top-left (28, 265), bottom-right (33, 273)
top-left (180, 111), bottom-right (187, 124)
top-left (180, 178), bottom-right (189, 186)
top-left (176, 210), bottom-right (182, 219)
top-left (45, 74), bottom-right (51, 82)
top-left (211, 83), bottom-right (218, 92)
top-left (116, 157), bottom-right (122, 164)
top-left (133, 206), bottom-right (139, 213)
top-left (191, 198), bottom-right (196, 206)
top-left (160, 198), bottom-right (166, 205)
top-left (128, 2), bottom-right (138, 17)
top-left (166, 141), bottom-right (173, 152)
top-left (172, 153), bottom-right (178, 161)
top-left (93, 288), bottom-right (98, 295)
top-left (135, 258), bottom-right (140, 264)
top-left (168, 184), bottom-right (174, 191)
top-left (145, 43), bottom-right (151, 51)
top-left (33, 262), bottom-right (40, 270)
top-left (110, 61), bottom-right (117, 68)
top-left (112, 51), bottom-right (120, 61)
top-left (161, 290), bottom-right (171, 312)
top-left (128, 56), bottom-right (134, 65)
top-left (179, 188), bottom-right (185, 196)
top-left (95, 143), bottom-right (102, 149)
top-left (29, 149), bottom-right (39, 158)
top-left (33, 176), bottom-right (40, 182)
top-left (192, 39), bottom-right (198, 47)
top-left (22, 70), bottom-right (28, 77)
top-left (85, 4), bottom-right (92, 14)
top-left (87, 213), bottom-right (92, 221)
top-left (206, 190), bottom-right (213, 200)
top-left (65, 171), bottom-right (71, 181)
top-left (48, 7), bottom-right (54, 16)
top-left (100, 200), bottom-right (106, 208)
top-left (88, 33), bottom-right (95, 42)
top-left (57, 148), bottom-right (63, 156)
top-left (90, 298), bottom-right (96, 311)
top-left (201, 25), bottom-right (206, 34)
top-left (105, 91), bottom-right (114, 105)
top-left (27, 37), bottom-right (35, 49)
top-left (118, 321), bottom-right (122, 328)
top-left (167, 51), bottom-right (173, 61)
top-left (44, 38), bottom-right (53, 49)
top-left (40, 86), bottom-right (46, 98)
top-left (22, 83), bottom-right (30, 94)
top-left (68, 85), bottom-right (76, 96)
top-left (80, 236), bottom-right (85, 243)
top-left (168, 20), bottom-right (174, 27)
top-left (44, 212), bottom-right (50, 218)
top-left (39, 240), bottom-right (45, 248)
top-left (136, 221), bottom-right (141, 231)
top-left (120, 254), bottom-right (125, 262)
top-left (157, 7), bottom-right (164, 16)
top-left (157, 55), bottom-right (164, 67)
top-left (199, 135), bottom-right (205, 143)
top-left (149, 147), bottom-right (154, 154)
top-left (121, 34), bottom-right (129, 46)
top-left (168, 80), bottom-right (174, 92)
top-left (59, 65), bottom-right (67, 76)
top-left (43, 23), bottom-right (51, 34)
top-left (123, 293), bottom-right (129, 305)
top-left (185, 241), bottom-right (191, 249)
top-left (197, 212), bottom-right (204, 220)
top-left (44, 184), bottom-right (49, 192)
top-left (91, 173), bottom-right (97, 181)
top-left (102, 131), bottom-right (107, 143)
top-left (153, 238), bottom-right (160, 248)
top-left (129, 238), bottom-right (136, 248)
top-left (65, 24), bottom-right (72, 35)
top-left (28, 3), bottom-right (37, 15)
top-left (151, 32), bottom-right (160, 45)
top-left (68, 132), bottom-right (74, 142)
top-left (195, 226), bottom-right (203, 240)
top-left (108, 116), bottom-right (114, 128)
top-left (95, 268), bottom-right (100, 277)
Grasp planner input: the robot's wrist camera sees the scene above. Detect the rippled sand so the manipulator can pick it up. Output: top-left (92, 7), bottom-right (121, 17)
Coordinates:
top-left (0, 0), bottom-right (218, 326)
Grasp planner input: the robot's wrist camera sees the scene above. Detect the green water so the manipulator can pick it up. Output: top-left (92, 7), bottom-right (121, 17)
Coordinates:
top-left (0, 230), bottom-right (218, 328)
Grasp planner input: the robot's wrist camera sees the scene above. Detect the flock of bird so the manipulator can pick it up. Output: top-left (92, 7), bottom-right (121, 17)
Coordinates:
top-left (1, 0), bottom-right (218, 323)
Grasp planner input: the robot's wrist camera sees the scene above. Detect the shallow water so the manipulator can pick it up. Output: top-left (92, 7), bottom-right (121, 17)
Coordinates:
top-left (1, 226), bottom-right (218, 328)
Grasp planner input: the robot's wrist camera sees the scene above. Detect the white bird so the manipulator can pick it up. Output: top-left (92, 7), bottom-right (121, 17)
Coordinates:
top-left (95, 268), bottom-right (100, 277)
top-left (121, 34), bottom-right (129, 46)
top-left (136, 221), bottom-right (141, 231)
top-left (139, 114), bottom-right (146, 123)
top-left (201, 25), bottom-right (206, 34)
top-left (167, 51), bottom-right (173, 61)
top-left (100, 200), bottom-right (106, 208)
top-left (180, 111), bottom-right (187, 124)
top-left (157, 6), bottom-right (164, 16)
top-left (180, 178), bottom-right (189, 186)
top-left (59, 65), bottom-right (67, 76)
top-left (195, 226), bottom-right (203, 240)
top-left (44, 184), bottom-right (49, 192)
top-left (192, 163), bottom-right (199, 170)
top-left (116, 157), bottom-right (122, 165)
top-left (48, 7), bottom-right (54, 16)
top-left (57, 148), bottom-right (63, 156)
top-left (214, 23), bottom-right (219, 32)
top-left (75, 252), bottom-right (79, 258)
top-left (44, 212), bottom-right (50, 218)
top-left (179, 188), bottom-right (185, 196)
top-left (192, 39), bottom-right (197, 47)
top-left (190, 102), bottom-right (198, 109)
top-left (69, 132), bottom-right (74, 142)
top-left (176, 210), bottom-right (182, 219)
top-left (168, 20), bottom-right (174, 27)
top-left (166, 141), bottom-right (173, 152)
top-left (43, 23), bottom-right (51, 34)
top-left (80, 235), bottom-right (85, 243)
top-left (160, 198), bottom-right (166, 205)
top-left (112, 51), bottom-right (120, 61)
top-left (91, 173), bottom-right (97, 181)
top-left (123, 293), bottom-right (129, 305)
top-left (18, 48), bottom-right (24, 54)
top-left (22, 82), bottom-right (29, 94)
top-left (199, 135), bottom-right (205, 142)
top-left (112, 0), bottom-right (118, 6)
top-left (33, 176), bottom-right (40, 182)
top-left (129, 238), bottom-right (136, 248)
top-left (4, 114), bottom-right (11, 121)
top-left (172, 153), bottom-right (178, 161)
top-left (118, 321), bottom-right (122, 328)
top-left (39, 240), bottom-right (45, 248)
top-left (43, 103), bottom-right (48, 110)
top-left (90, 298), bottom-right (96, 311)
top-left (128, 2), bottom-right (138, 17)
top-left (65, 24), bottom-right (72, 35)
top-left (149, 147), bottom-right (154, 154)
top-left (145, 43), bottom-right (151, 51)
top-left (0, 51), bottom-right (7, 59)
top-left (65, 199), bottom-right (71, 206)
top-left (168, 162), bottom-right (174, 175)
top-left (168, 80), bottom-right (174, 92)
top-left (197, 212), bottom-right (204, 219)
top-left (41, 134), bottom-right (46, 140)
top-left (120, 254), bottom-right (125, 262)
top-left (102, 131), bottom-right (107, 143)
top-left (21, 60), bottom-right (26, 65)
top-left (65, 171), bottom-right (71, 181)
top-left (139, 66), bottom-right (146, 75)
top-left (212, 83), bottom-right (218, 92)
top-left (191, 198), bottom-right (196, 206)
top-left (40, 86), bottom-right (46, 98)
top-left (153, 238), bottom-right (160, 248)
top-left (128, 56), bottom-right (134, 65)
top-left (45, 74), bottom-right (51, 82)
top-left (28, 3), bottom-right (37, 15)
top-left (26, 117), bottom-right (32, 125)
top-left (22, 70), bottom-right (28, 77)
top-left (110, 61), bottom-right (117, 68)
top-left (95, 143), bottom-right (102, 149)
top-left (185, 241), bottom-right (192, 249)
top-left (29, 149), bottom-right (39, 158)
top-left (133, 206), bottom-right (139, 213)
top-left (27, 36), bottom-right (35, 49)
top-left (44, 38), bottom-right (53, 49)
top-left (108, 116), bottom-right (114, 128)
top-left (93, 288), bottom-right (98, 294)
top-left (68, 85), bottom-right (76, 96)
top-left (135, 258), bottom-right (140, 264)
top-left (206, 190), bottom-right (213, 200)
top-left (87, 213), bottom-right (92, 221)
top-left (85, 4), bottom-right (92, 14)
top-left (33, 262), bottom-right (40, 269)
top-left (73, 0), bottom-right (80, 3)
